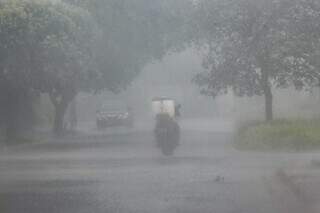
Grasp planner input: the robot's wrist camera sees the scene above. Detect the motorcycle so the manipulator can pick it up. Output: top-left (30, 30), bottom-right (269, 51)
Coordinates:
top-left (154, 114), bottom-right (180, 156)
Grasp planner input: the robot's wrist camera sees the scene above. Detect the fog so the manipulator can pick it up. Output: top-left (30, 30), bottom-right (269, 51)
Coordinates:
top-left (1, 0), bottom-right (320, 213)
top-left (74, 48), bottom-right (320, 125)
top-left (76, 49), bottom-right (222, 121)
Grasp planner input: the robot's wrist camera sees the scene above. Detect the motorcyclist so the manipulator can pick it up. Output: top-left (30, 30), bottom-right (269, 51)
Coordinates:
top-left (153, 100), bottom-right (181, 155)
top-left (154, 113), bottom-right (180, 147)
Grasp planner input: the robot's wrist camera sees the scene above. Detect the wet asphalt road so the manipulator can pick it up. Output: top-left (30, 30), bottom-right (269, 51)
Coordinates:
top-left (0, 120), bottom-right (320, 213)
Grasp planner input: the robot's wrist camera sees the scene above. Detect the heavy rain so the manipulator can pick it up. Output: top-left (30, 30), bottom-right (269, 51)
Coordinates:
top-left (0, 0), bottom-right (320, 212)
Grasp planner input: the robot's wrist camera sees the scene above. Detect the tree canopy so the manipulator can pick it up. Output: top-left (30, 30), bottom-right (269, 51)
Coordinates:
top-left (0, 0), bottom-right (96, 135)
top-left (65, 0), bottom-right (192, 92)
top-left (192, 0), bottom-right (320, 121)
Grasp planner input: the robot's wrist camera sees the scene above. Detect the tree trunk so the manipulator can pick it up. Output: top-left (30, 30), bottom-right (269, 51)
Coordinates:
top-left (260, 62), bottom-right (273, 122)
top-left (53, 103), bottom-right (68, 136)
top-left (3, 89), bottom-right (19, 144)
top-left (68, 98), bottom-right (77, 131)
top-left (50, 92), bottom-right (75, 136)
top-left (264, 85), bottom-right (273, 121)
top-left (262, 70), bottom-right (273, 122)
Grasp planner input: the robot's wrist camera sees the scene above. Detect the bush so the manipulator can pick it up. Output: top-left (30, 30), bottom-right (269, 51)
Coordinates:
top-left (235, 119), bottom-right (320, 151)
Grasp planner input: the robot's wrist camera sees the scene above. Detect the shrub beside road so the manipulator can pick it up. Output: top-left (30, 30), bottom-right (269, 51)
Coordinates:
top-left (236, 119), bottom-right (320, 151)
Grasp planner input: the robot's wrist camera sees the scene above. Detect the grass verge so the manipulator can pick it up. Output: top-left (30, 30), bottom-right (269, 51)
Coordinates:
top-left (235, 119), bottom-right (320, 151)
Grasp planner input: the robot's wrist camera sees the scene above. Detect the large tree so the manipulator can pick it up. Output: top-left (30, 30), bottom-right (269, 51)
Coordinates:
top-left (0, 0), bottom-right (96, 136)
top-left (35, 4), bottom-right (96, 135)
top-left (0, 0), bottom-right (45, 140)
top-left (192, 0), bottom-right (299, 121)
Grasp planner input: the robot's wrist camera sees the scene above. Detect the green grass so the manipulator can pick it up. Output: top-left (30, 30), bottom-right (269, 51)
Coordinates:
top-left (235, 119), bottom-right (320, 151)
top-left (1, 135), bottom-right (47, 147)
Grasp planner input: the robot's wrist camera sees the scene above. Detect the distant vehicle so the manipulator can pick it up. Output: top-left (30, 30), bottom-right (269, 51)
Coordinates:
top-left (96, 102), bottom-right (134, 129)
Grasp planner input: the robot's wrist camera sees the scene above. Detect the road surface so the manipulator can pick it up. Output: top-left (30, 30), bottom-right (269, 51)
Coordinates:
top-left (0, 119), bottom-right (320, 213)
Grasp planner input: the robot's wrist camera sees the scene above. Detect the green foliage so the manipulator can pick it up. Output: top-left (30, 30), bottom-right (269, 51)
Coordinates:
top-left (191, 0), bottom-right (320, 121)
top-left (281, 0), bottom-right (320, 91)
top-left (193, 0), bottom-right (289, 95)
top-left (0, 0), bottom-right (95, 92)
top-left (65, 0), bottom-right (191, 92)
top-left (236, 119), bottom-right (320, 151)
top-left (0, 0), bottom-right (96, 136)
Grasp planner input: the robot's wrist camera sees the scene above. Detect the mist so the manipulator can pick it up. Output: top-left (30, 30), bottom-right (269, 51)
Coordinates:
top-left (1, 0), bottom-right (320, 213)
